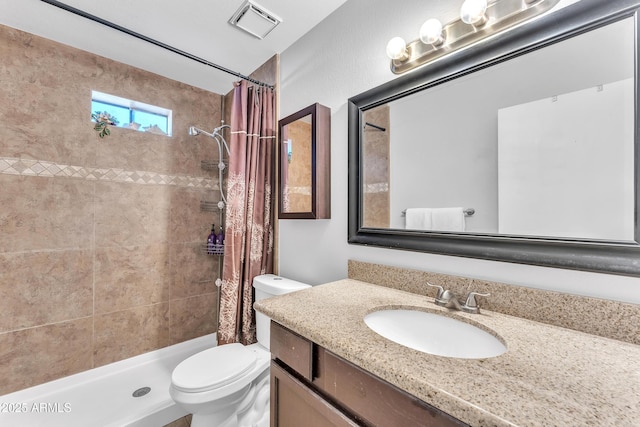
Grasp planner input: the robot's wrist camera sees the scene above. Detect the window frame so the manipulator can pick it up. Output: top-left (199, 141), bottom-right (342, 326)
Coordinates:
top-left (91, 90), bottom-right (172, 136)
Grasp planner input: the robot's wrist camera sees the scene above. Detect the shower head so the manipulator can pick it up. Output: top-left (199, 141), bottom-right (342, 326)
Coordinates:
top-left (188, 124), bottom-right (230, 158)
top-left (189, 124), bottom-right (230, 138)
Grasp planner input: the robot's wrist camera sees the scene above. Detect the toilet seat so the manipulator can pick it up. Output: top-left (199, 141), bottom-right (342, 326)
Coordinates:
top-left (169, 275), bottom-right (310, 427)
top-left (171, 343), bottom-right (257, 393)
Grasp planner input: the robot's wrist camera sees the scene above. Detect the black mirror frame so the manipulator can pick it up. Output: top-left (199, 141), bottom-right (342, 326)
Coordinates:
top-left (348, 0), bottom-right (640, 277)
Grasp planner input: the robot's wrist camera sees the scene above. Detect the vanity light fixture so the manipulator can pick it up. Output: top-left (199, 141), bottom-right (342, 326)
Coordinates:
top-left (386, 36), bottom-right (410, 61)
top-left (419, 18), bottom-right (445, 46)
top-left (460, 0), bottom-right (488, 26)
top-left (386, 0), bottom-right (560, 74)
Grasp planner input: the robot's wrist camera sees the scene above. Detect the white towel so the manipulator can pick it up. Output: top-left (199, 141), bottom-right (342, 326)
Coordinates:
top-left (431, 207), bottom-right (465, 232)
top-left (405, 208), bottom-right (432, 230)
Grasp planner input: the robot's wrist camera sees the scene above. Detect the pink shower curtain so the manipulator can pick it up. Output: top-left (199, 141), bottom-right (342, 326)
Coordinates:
top-left (218, 80), bottom-right (275, 345)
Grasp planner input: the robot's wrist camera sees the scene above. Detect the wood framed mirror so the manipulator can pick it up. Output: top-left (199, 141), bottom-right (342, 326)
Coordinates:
top-left (278, 103), bottom-right (331, 219)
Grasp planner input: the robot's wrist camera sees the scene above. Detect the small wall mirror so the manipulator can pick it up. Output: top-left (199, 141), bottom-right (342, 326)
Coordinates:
top-left (278, 103), bottom-right (331, 219)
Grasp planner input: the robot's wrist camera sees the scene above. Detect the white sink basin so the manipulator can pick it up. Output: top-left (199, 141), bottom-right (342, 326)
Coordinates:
top-left (364, 309), bottom-right (506, 359)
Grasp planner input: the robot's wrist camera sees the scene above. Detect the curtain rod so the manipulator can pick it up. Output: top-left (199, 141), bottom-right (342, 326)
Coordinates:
top-left (39, 0), bottom-right (275, 90)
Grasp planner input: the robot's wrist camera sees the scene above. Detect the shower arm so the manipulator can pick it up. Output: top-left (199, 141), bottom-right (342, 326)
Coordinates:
top-left (190, 125), bottom-right (231, 156)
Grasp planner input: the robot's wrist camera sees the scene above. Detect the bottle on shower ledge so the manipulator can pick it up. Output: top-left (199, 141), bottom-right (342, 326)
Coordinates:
top-left (216, 225), bottom-right (225, 251)
top-left (207, 224), bottom-right (216, 255)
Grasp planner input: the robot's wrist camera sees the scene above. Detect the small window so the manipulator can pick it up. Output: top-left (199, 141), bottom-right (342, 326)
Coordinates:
top-left (91, 91), bottom-right (172, 136)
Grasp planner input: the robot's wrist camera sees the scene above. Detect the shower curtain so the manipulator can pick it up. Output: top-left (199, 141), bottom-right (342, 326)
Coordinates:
top-left (218, 80), bottom-right (275, 345)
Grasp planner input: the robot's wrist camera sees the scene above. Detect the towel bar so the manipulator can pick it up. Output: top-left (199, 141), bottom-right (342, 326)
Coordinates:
top-left (401, 208), bottom-right (475, 217)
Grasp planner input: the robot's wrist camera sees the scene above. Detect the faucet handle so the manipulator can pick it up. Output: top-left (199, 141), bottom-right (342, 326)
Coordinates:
top-left (426, 282), bottom-right (445, 299)
top-left (462, 291), bottom-right (490, 314)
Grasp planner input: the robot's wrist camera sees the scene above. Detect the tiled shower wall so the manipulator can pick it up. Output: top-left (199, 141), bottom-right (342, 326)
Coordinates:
top-left (0, 25), bottom-right (224, 395)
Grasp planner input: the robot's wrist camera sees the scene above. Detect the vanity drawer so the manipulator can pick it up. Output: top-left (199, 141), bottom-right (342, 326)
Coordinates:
top-left (270, 321), bottom-right (313, 381)
top-left (315, 348), bottom-right (469, 427)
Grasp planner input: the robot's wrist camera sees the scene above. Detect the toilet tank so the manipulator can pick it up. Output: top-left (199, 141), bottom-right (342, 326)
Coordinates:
top-left (253, 274), bottom-right (311, 349)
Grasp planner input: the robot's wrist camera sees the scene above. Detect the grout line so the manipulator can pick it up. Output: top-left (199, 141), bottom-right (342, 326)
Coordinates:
top-left (91, 179), bottom-right (96, 369)
top-left (0, 315), bottom-right (94, 336)
top-left (0, 247), bottom-right (92, 255)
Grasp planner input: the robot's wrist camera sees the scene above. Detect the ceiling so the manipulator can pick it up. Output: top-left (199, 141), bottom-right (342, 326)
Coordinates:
top-left (0, 0), bottom-right (348, 94)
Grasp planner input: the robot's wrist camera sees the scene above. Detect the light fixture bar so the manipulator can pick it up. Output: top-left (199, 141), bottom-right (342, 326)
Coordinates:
top-left (390, 0), bottom-right (560, 74)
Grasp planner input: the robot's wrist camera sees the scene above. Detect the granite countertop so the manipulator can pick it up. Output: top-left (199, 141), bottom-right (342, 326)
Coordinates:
top-left (254, 279), bottom-right (640, 427)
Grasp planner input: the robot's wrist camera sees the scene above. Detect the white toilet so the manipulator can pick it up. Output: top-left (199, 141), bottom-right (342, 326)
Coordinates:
top-left (169, 274), bottom-right (311, 427)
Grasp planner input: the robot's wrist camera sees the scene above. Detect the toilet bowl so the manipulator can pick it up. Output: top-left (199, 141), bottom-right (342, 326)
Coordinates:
top-left (169, 274), bottom-right (311, 427)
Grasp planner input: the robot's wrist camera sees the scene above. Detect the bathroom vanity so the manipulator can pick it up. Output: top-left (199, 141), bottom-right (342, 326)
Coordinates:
top-left (270, 321), bottom-right (466, 426)
top-left (255, 279), bottom-right (640, 426)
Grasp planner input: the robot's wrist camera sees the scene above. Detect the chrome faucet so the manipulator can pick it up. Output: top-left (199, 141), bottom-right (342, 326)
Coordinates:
top-left (427, 283), bottom-right (489, 314)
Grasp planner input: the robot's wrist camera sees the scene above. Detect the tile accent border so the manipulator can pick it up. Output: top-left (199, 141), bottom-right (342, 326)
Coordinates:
top-left (364, 182), bottom-right (389, 193)
top-left (0, 157), bottom-right (216, 189)
top-left (286, 186), bottom-right (312, 195)
top-left (348, 259), bottom-right (640, 345)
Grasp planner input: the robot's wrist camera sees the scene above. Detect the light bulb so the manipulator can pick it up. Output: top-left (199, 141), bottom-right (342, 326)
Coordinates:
top-left (386, 37), bottom-right (408, 60)
top-left (460, 0), bottom-right (488, 26)
top-left (420, 18), bottom-right (445, 46)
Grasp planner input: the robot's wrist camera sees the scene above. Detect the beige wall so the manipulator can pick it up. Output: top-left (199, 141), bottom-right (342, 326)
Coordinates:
top-left (0, 25), bottom-right (224, 395)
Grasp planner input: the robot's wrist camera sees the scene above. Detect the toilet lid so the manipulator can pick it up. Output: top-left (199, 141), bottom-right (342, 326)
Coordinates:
top-left (172, 343), bottom-right (257, 393)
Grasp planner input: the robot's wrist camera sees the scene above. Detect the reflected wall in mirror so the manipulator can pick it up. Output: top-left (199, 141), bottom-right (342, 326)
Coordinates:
top-left (362, 17), bottom-right (634, 240)
top-left (348, 0), bottom-right (640, 276)
top-left (279, 103), bottom-right (331, 219)
top-left (281, 113), bottom-right (313, 213)
top-left (362, 105), bottom-right (391, 228)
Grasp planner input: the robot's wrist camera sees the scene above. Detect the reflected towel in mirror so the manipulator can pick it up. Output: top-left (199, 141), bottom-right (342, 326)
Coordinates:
top-left (405, 208), bottom-right (432, 230)
top-left (405, 207), bottom-right (465, 231)
top-left (432, 207), bottom-right (465, 232)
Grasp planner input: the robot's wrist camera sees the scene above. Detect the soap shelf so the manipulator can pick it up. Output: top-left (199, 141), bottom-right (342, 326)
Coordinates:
top-left (200, 201), bottom-right (221, 212)
top-left (193, 279), bottom-right (215, 284)
top-left (202, 243), bottom-right (224, 256)
top-left (200, 160), bottom-right (227, 171)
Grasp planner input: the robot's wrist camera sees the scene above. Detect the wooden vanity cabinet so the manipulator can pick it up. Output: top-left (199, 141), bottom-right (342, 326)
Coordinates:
top-left (270, 362), bottom-right (360, 427)
top-left (270, 322), bottom-right (469, 427)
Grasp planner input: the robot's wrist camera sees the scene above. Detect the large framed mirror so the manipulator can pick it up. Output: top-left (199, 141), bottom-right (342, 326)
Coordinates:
top-left (348, 0), bottom-right (640, 276)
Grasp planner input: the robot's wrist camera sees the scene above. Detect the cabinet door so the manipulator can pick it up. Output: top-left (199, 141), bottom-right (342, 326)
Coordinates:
top-left (271, 361), bottom-right (359, 427)
top-left (271, 321), bottom-right (313, 381)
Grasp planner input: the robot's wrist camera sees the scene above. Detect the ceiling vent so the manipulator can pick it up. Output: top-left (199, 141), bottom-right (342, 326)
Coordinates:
top-left (229, 0), bottom-right (282, 39)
